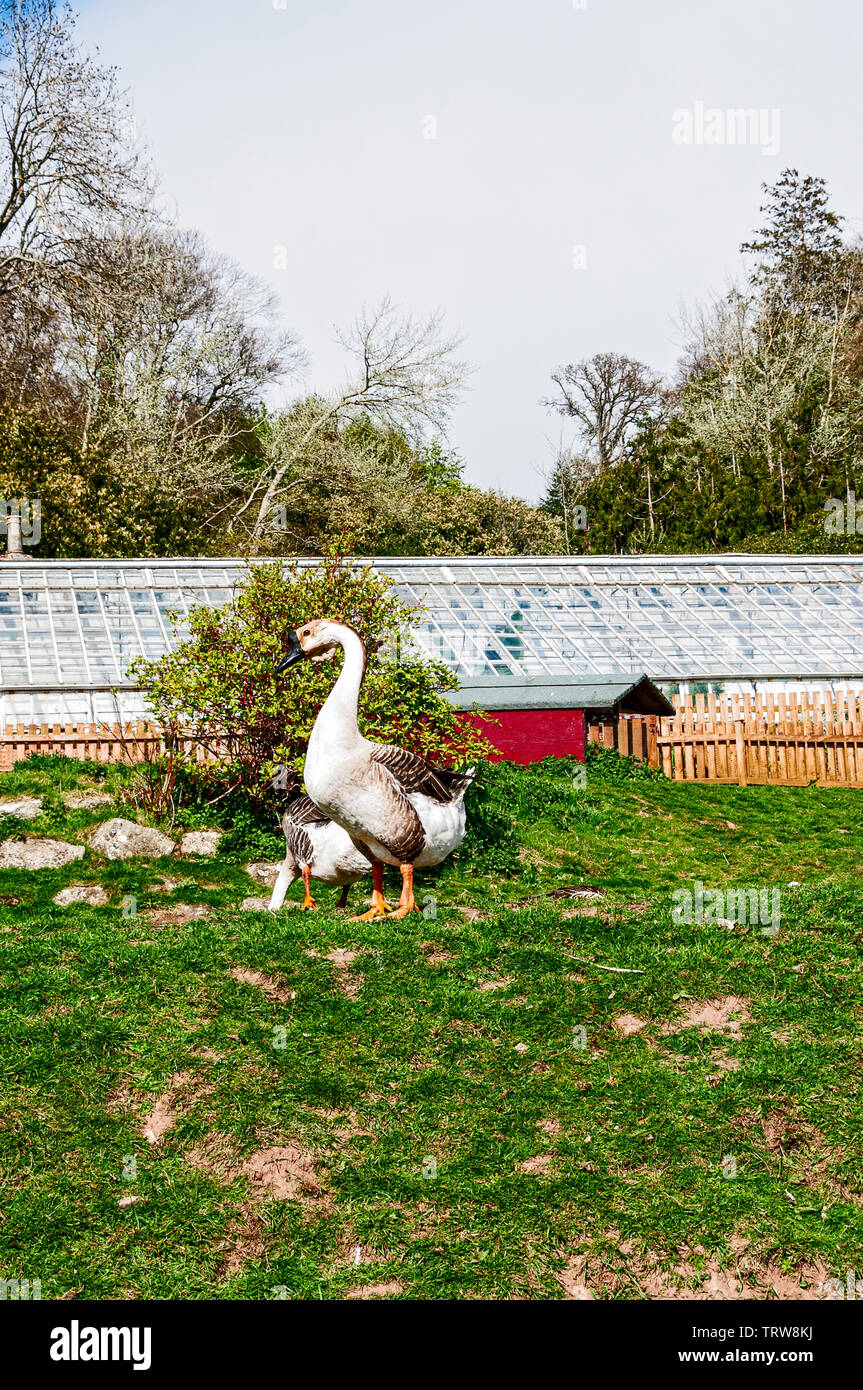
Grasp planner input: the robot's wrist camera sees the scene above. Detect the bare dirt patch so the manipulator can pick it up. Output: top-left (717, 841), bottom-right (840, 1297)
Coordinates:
top-left (188, 1130), bottom-right (330, 1277)
top-left (517, 1152), bottom-right (557, 1176)
top-left (324, 947), bottom-right (362, 997)
top-left (477, 977), bottom-right (512, 993)
top-left (306, 947), bottom-right (363, 997)
top-left (220, 1205), bottom-right (266, 1278)
top-left (304, 1104), bottom-right (373, 1138)
top-left (189, 1131), bottom-right (326, 1206)
top-left (141, 1072), bottom-right (214, 1146)
top-left (141, 903), bottom-right (212, 929)
top-left (555, 1260), bottom-right (595, 1299)
top-left (613, 1013), bottom-right (646, 1036)
top-left (419, 942), bottom-right (456, 965)
top-left (228, 965), bottom-right (293, 1003)
top-left (241, 1145), bottom-right (323, 1201)
top-left (187, 1130), bottom-right (238, 1183)
top-left (345, 1279), bottom-right (405, 1299)
top-left (556, 1236), bottom-right (831, 1300)
top-left (706, 1049), bottom-right (742, 1084)
top-left (661, 995), bottom-right (752, 1039)
top-left (756, 1107), bottom-right (862, 1208)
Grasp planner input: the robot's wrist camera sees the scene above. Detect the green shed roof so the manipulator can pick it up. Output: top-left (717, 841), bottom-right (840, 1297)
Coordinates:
top-left (442, 674), bottom-right (673, 714)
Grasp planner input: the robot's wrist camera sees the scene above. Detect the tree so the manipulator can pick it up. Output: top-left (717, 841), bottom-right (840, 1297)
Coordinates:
top-left (0, 0), bottom-right (149, 295)
top-left (539, 452), bottom-right (590, 553)
top-left (543, 352), bottom-right (663, 474)
top-left (130, 551), bottom-right (491, 805)
top-left (741, 168), bottom-right (844, 314)
top-left (233, 296), bottom-right (469, 542)
top-left (412, 484), bottom-right (563, 556)
top-left (56, 225), bottom-right (300, 489)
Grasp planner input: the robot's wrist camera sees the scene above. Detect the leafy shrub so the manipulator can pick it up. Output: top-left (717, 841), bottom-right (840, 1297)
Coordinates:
top-left (585, 741), bottom-right (661, 782)
top-left (457, 756), bottom-right (600, 875)
top-left (457, 764), bottom-right (522, 875)
top-left (217, 806), bottom-right (286, 863)
top-left (130, 547), bottom-right (492, 806)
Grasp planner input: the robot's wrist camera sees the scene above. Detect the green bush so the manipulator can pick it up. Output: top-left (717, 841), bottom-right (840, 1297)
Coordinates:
top-left (584, 741), bottom-right (661, 782)
top-left (130, 548), bottom-right (492, 807)
top-left (457, 764), bottom-right (522, 874)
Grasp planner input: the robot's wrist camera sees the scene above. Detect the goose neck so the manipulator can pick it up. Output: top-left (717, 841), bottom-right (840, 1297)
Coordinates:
top-left (320, 625), bottom-right (366, 734)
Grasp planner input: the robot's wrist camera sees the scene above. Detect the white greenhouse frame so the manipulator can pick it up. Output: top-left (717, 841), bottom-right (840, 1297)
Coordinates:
top-left (1, 554), bottom-right (862, 724)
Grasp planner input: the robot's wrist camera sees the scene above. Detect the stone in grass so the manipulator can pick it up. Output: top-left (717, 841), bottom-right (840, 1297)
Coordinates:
top-left (245, 862), bottom-right (282, 888)
top-left (0, 796), bottom-right (43, 820)
top-left (63, 792), bottom-right (113, 811)
top-left (0, 838), bottom-right (85, 870)
top-left (179, 830), bottom-right (223, 857)
top-left (53, 884), bottom-right (110, 907)
top-left (89, 818), bottom-right (175, 861)
top-left (241, 896), bottom-right (275, 912)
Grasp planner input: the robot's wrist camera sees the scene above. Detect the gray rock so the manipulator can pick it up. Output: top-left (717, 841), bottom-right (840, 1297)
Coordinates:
top-left (241, 896), bottom-right (274, 911)
top-left (53, 884), bottom-right (110, 907)
top-left (180, 830), bottom-right (223, 857)
top-left (0, 796), bottom-right (43, 820)
top-left (63, 792), bottom-right (113, 811)
top-left (89, 818), bottom-right (176, 860)
top-left (0, 838), bottom-right (85, 870)
top-left (245, 862), bottom-right (281, 887)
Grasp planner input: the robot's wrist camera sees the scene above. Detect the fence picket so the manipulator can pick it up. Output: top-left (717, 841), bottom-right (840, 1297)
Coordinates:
top-left (653, 689), bottom-right (863, 786)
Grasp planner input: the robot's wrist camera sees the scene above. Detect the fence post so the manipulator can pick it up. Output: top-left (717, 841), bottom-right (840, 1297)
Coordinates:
top-left (646, 715), bottom-right (658, 769)
top-left (734, 719), bottom-right (747, 787)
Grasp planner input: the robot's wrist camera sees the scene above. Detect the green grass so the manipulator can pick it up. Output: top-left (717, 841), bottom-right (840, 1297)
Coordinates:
top-left (0, 752), bottom-right (861, 1300)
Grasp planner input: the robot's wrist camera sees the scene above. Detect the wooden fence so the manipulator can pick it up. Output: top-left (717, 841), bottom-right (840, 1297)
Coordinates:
top-left (0, 722), bottom-right (209, 773)
top-left (655, 691), bottom-right (863, 786)
top-left (587, 713), bottom-right (658, 765)
top-left (5, 695), bottom-right (863, 786)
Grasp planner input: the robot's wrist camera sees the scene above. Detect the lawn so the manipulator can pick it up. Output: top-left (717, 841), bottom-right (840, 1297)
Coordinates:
top-left (0, 750), bottom-right (861, 1300)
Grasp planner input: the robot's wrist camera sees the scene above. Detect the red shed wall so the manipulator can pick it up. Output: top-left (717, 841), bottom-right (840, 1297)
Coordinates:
top-left (465, 708), bottom-right (586, 766)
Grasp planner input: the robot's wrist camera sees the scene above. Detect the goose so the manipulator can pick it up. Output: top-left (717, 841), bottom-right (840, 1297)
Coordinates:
top-left (276, 619), bottom-right (472, 920)
top-left (269, 794), bottom-right (371, 912)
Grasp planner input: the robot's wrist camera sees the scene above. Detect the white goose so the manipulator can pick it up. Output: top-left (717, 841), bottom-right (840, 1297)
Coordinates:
top-left (276, 619), bottom-right (472, 920)
top-left (269, 794), bottom-right (370, 913)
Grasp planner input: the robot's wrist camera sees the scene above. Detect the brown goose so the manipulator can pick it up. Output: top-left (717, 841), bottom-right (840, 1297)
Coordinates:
top-left (276, 619), bottom-right (472, 919)
top-left (269, 794), bottom-right (370, 912)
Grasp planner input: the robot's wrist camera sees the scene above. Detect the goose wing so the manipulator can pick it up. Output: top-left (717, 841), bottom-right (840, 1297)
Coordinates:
top-left (286, 795), bottom-right (331, 827)
top-left (370, 745), bottom-right (473, 803)
top-left (283, 794), bottom-right (330, 866)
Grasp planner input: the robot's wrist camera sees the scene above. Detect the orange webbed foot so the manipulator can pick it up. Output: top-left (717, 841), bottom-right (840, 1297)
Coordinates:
top-left (351, 888), bottom-right (392, 921)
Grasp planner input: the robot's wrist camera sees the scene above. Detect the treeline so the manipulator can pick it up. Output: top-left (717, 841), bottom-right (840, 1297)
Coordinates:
top-left (0, 1), bottom-right (558, 559)
top-left (541, 168), bottom-right (863, 554)
top-left (4, 4), bottom-right (858, 562)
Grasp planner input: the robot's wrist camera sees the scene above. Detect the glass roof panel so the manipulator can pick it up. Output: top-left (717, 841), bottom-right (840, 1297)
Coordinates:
top-left (0, 555), bottom-right (861, 688)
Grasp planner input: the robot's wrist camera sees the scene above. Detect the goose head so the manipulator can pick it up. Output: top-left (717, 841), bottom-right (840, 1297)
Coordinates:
top-left (275, 618), bottom-right (346, 672)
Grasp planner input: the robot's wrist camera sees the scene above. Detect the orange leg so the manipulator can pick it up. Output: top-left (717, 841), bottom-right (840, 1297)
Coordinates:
top-left (300, 864), bottom-right (317, 910)
top-left (387, 864), bottom-right (419, 920)
top-left (351, 861), bottom-right (392, 921)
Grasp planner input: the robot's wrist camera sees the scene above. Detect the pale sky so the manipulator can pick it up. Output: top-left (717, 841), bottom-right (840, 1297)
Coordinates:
top-left (78, 0), bottom-right (863, 499)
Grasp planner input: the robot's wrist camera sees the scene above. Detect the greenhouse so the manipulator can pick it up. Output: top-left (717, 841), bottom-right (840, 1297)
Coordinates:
top-left (0, 553), bottom-right (862, 725)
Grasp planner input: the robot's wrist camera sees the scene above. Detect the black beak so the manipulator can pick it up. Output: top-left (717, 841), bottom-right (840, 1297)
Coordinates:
top-left (275, 629), bottom-right (305, 674)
